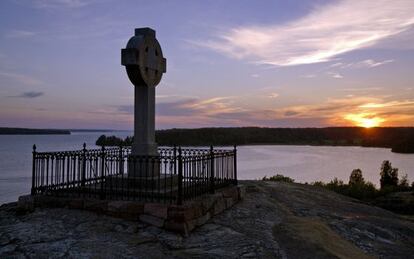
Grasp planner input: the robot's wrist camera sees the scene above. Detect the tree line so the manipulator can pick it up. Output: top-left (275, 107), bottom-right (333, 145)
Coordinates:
top-left (96, 127), bottom-right (414, 153)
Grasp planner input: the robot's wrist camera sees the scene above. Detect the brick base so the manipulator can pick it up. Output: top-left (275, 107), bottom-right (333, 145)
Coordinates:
top-left (18, 185), bottom-right (246, 235)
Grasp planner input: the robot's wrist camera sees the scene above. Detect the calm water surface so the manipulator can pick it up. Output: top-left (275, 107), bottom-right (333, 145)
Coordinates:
top-left (1, 132), bottom-right (413, 204)
top-left (237, 145), bottom-right (413, 184)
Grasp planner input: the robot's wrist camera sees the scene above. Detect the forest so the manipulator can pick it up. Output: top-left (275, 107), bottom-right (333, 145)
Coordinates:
top-left (96, 127), bottom-right (414, 153)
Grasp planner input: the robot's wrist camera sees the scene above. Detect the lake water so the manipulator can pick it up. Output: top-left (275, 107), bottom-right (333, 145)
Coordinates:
top-left (1, 132), bottom-right (413, 205)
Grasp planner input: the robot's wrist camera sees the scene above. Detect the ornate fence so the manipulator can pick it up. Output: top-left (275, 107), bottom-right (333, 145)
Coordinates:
top-left (31, 145), bottom-right (237, 205)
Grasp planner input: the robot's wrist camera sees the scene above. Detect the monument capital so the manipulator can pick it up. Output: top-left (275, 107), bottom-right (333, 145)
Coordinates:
top-left (121, 27), bottom-right (166, 87)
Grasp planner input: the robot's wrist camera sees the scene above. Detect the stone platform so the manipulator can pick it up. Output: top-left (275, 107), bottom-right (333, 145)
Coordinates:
top-left (107, 174), bottom-right (179, 190)
top-left (18, 185), bottom-right (245, 235)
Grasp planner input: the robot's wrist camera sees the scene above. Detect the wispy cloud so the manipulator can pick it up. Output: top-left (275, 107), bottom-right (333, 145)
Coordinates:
top-left (30, 0), bottom-right (95, 9)
top-left (4, 30), bottom-right (36, 39)
top-left (0, 71), bottom-right (43, 85)
top-left (156, 94), bottom-right (197, 99)
top-left (359, 100), bottom-right (414, 108)
top-left (327, 72), bottom-right (344, 79)
top-left (330, 62), bottom-right (344, 68)
top-left (339, 87), bottom-right (383, 92)
top-left (301, 74), bottom-right (316, 78)
top-left (9, 91), bottom-right (44, 98)
top-left (356, 59), bottom-right (394, 68)
top-left (268, 93), bottom-right (279, 98)
top-left (331, 59), bottom-right (394, 69)
top-left (284, 111), bottom-right (300, 117)
top-left (194, 0), bottom-right (414, 66)
top-left (114, 96), bottom-right (241, 117)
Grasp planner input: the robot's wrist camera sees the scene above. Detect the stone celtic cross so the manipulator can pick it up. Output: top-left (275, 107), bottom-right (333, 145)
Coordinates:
top-left (121, 28), bottom-right (166, 158)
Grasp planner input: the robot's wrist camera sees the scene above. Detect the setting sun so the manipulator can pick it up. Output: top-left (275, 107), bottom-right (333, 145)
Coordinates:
top-left (345, 113), bottom-right (385, 128)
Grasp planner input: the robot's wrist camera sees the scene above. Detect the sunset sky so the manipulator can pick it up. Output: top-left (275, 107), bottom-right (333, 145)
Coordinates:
top-left (0, 0), bottom-right (413, 129)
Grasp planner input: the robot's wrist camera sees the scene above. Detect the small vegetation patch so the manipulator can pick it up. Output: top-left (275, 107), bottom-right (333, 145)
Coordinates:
top-left (313, 177), bottom-right (380, 200)
top-left (310, 161), bottom-right (413, 201)
top-left (96, 135), bottom-right (132, 146)
top-left (264, 160), bottom-right (414, 215)
top-left (262, 174), bottom-right (295, 183)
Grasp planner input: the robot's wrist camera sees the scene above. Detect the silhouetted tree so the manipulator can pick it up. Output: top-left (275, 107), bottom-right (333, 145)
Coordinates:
top-left (96, 135), bottom-right (124, 147)
top-left (391, 168), bottom-right (399, 186)
top-left (96, 135), bottom-right (107, 146)
top-left (380, 160), bottom-right (399, 189)
top-left (125, 136), bottom-right (133, 145)
top-left (349, 169), bottom-right (364, 185)
top-left (399, 174), bottom-right (409, 188)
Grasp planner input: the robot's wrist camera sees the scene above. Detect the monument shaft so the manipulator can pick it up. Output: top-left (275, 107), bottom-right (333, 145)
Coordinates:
top-left (132, 85), bottom-right (157, 155)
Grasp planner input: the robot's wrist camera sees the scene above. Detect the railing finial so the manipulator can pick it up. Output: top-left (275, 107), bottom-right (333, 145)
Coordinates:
top-left (83, 142), bottom-right (86, 150)
top-left (33, 144), bottom-right (36, 152)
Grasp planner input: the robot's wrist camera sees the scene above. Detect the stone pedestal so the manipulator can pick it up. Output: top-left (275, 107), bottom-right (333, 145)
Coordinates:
top-left (127, 156), bottom-right (160, 178)
top-left (108, 174), bottom-right (179, 190)
top-left (131, 85), bottom-right (158, 157)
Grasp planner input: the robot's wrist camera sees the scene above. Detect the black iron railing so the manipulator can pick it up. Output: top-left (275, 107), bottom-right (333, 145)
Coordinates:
top-left (31, 145), bottom-right (237, 204)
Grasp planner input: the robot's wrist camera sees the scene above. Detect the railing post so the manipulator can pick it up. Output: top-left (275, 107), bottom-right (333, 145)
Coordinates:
top-left (119, 145), bottom-right (123, 175)
top-left (81, 143), bottom-right (86, 187)
top-left (177, 147), bottom-right (183, 205)
top-left (209, 145), bottom-right (215, 194)
top-left (100, 145), bottom-right (106, 199)
top-left (31, 144), bottom-right (36, 195)
top-left (233, 145), bottom-right (238, 185)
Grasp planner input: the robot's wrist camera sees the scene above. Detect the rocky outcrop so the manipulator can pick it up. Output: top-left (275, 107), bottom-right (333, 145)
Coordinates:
top-left (1, 181), bottom-right (414, 258)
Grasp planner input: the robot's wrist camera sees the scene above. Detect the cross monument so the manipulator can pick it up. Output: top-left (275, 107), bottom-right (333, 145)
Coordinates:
top-left (121, 28), bottom-right (166, 176)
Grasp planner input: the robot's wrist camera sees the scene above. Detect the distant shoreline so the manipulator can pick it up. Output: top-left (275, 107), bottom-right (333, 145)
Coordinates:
top-left (0, 127), bottom-right (130, 135)
top-left (96, 127), bottom-right (414, 154)
top-left (0, 127), bottom-right (71, 135)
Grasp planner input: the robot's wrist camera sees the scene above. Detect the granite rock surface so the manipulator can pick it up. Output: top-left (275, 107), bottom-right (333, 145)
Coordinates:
top-left (1, 181), bottom-right (413, 258)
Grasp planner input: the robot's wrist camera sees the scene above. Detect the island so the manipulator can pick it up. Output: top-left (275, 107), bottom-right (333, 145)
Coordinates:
top-left (0, 127), bottom-right (70, 135)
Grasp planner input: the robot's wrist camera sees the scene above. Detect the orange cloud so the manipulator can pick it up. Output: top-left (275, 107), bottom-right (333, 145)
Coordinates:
top-left (344, 113), bottom-right (386, 128)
